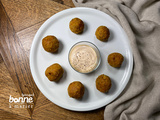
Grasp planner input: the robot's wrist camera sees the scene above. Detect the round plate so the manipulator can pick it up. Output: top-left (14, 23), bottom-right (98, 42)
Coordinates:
top-left (30, 7), bottom-right (133, 111)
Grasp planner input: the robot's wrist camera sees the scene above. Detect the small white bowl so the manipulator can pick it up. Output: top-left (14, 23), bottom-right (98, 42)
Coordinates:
top-left (68, 41), bottom-right (101, 74)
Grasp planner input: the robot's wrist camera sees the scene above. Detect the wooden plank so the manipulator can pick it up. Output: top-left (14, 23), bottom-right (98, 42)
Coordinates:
top-left (0, 54), bottom-right (31, 119)
top-left (0, 2), bottom-right (39, 116)
top-left (32, 92), bottom-right (104, 120)
top-left (1, 0), bottom-right (72, 32)
top-left (0, 110), bottom-right (31, 120)
top-left (17, 20), bottom-right (45, 58)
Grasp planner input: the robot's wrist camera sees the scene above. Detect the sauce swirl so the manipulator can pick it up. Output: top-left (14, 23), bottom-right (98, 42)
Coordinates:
top-left (69, 44), bottom-right (98, 73)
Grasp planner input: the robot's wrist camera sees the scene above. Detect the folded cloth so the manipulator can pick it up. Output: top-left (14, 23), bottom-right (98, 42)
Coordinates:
top-left (72, 0), bottom-right (160, 120)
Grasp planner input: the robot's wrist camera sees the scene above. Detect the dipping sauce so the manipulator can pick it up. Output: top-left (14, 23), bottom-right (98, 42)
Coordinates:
top-left (69, 43), bottom-right (99, 73)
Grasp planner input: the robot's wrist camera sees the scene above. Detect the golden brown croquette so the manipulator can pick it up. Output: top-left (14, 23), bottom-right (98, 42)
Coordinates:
top-left (96, 74), bottom-right (111, 93)
top-left (68, 81), bottom-right (85, 99)
top-left (45, 63), bottom-right (64, 81)
top-left (69, 18), bottom-right (84, 34)
top-left (108, 53), bottom-right (124, 68)
top-left (42, 35), bottom-right (59, 53)
top-left (95, 26), bottom-right (110, 41)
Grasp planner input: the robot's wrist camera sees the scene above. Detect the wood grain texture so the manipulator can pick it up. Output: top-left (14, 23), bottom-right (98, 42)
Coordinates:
top-left (1, 0), bottom-right (73, 32)
top-left (0, 2), bottom-right (39, 116)
top-left (17, 20), bottom-right (45, 58)
top-left (0, 110), bottom-right (30, 120)
top-left (32, 92), bottom-right (104, 120)
top-left (0, 54), bottom-right (31, 119)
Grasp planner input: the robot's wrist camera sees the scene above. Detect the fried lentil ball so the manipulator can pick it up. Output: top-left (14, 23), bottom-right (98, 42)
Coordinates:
top-left (69, 18), bottom-right (84, 34)
top-left (68, 81), bottom-right (85, 99)
top-left (108, 53), bottom-right (124, 68)
top-left (95, 26), bottom-right (110, 41)
top-left (45, 63), bottom-right (64, 82)
top-left (42, 35), bottom-right (59, 53)
top-left (96, 74), bottom-right (111, 93)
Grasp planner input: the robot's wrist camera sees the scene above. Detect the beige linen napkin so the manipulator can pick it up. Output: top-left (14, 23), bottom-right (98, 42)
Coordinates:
top-left (72, 0), bottom-right (160, 120)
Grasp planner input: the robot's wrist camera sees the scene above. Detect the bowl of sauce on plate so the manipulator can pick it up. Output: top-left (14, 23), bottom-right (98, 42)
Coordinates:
top-left (69, 41), bottom-right (101, 73)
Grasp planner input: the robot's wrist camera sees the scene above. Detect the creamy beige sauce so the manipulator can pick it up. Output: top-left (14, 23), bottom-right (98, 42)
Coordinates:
top-left (69, 44), bottom-right (98, 73)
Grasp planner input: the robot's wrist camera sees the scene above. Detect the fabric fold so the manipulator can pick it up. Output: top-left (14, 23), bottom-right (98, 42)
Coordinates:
top-left (72, 0), bottom-right (160, 120)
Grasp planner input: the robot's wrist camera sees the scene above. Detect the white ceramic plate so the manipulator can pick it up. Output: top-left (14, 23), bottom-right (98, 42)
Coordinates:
top-left (30, 7), bottom-right (133, 111)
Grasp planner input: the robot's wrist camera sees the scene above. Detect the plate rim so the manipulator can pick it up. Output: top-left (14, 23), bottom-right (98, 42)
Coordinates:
top-left (30, 7), bottom-right (133, 111)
